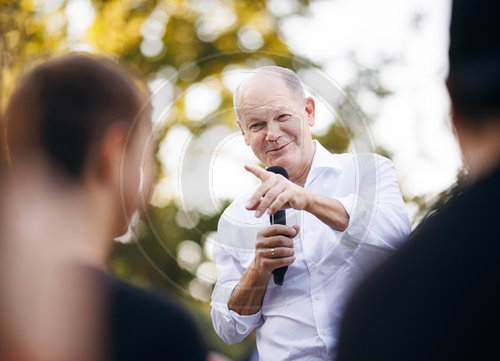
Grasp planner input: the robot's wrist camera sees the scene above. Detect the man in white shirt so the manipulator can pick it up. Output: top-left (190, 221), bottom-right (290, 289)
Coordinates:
top-left (210, 66), bottom-right (410, 360)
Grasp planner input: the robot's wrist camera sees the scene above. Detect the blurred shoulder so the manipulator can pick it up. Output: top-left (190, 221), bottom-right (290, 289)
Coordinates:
top-left (109, 277), bottom-right (207, 360)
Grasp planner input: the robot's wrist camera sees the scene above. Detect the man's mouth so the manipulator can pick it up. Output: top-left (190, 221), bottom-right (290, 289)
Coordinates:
top-left (267, 142), bottom-right (291, 153)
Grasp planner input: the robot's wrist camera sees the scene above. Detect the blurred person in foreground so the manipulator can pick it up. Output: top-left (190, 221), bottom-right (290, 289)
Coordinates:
top-left (0, 54), bottom-right (206, 361)
top-left (210, 66), bottom-right (411, 360)
top-left (337, 0), bottom-right (500, 360)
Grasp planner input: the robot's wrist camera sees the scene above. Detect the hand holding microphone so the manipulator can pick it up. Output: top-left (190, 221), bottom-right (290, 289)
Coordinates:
top-left (244, 164), bottom-right (310, 217)
top-left (253, 224), bottom-right (299, 285)
top-left (245, 165), bottom-right (306, 285)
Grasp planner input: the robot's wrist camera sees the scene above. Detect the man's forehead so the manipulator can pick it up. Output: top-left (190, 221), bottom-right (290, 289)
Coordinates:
top-left (239, 100), bottom-right (288, 118)
top-left (238, 75), bottom-right (295, 109)
top-left (240, 72), bottom-right (289, 97)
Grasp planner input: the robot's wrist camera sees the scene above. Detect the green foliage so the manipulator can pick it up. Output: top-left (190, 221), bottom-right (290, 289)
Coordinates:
top-left (0, 0), bottom-right (65, 110)
top-left (314, 123), bottom-right (351, 154)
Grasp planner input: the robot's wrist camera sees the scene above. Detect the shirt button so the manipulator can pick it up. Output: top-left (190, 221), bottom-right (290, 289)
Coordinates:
top-left (321, 329), bottom-right (327, 335)
top-left (346, 241), bottom-right (358, 249)
top-left (310, 262), bottom-right (316, 270)
top-left (314, 295), bottom-right (320, 300)
top-left (237, 324), bottom-right (247, 333)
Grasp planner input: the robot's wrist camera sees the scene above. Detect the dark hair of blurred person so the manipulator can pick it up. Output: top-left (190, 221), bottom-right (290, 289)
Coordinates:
top-left (337, 1), bottom-right (500, 360)
top-left (0, 54), bottom-right (207, 361)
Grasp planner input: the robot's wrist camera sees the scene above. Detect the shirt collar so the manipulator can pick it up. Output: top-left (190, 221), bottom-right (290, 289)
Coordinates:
top-left (305, 140), bottom-right (343, 187)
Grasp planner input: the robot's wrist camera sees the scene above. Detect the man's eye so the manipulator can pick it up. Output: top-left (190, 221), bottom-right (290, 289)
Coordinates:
top-left (249, 123), bottom-right (264, 130)
top-left (278, 114), bottom-right (291, 120)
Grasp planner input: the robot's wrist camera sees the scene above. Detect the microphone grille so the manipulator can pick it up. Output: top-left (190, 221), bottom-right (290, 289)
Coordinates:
top-left (266, 166), bottom-right (289, 180)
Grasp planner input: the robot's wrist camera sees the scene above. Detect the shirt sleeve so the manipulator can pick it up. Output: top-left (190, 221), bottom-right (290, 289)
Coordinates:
top-left (210, 212), bottom-right (264, 345)
top-left (335, 154), bottom-right (411, 249)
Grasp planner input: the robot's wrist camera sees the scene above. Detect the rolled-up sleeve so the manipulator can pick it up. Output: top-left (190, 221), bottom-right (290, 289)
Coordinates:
top-left (210, 213), bottom-right (264, 345)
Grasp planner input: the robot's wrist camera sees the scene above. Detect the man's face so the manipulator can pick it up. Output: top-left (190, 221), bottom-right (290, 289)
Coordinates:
top-left (237, 74), bottom-right (315, 176)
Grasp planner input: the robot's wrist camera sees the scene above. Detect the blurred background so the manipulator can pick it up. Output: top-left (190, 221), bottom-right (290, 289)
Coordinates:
top-left (0, 0), bottom-right (461, 359)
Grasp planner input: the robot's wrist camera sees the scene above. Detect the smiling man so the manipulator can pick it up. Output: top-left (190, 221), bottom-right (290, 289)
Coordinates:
top-left (210, 66), bottom-right (411, 360)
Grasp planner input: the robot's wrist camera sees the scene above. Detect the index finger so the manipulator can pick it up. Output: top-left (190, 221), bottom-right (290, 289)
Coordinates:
top-left (244, 164), bottom-right (270, 181)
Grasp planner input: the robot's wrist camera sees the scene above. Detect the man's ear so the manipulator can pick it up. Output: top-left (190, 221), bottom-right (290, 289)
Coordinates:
top-left (237, 121), bottom-right (250, 146)
top-left (305, 97), bottom-right (315, 127)
top-left (96, 123), bottom-right (129, 184)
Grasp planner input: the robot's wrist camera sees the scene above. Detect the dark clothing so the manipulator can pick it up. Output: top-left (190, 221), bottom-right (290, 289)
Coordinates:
top-left (96, 272), bottom-right (207, 361)
top-left (337, 166), bottom-right (500, 361)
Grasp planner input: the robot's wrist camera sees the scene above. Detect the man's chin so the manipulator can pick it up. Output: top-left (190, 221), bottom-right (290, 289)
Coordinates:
top-left (265, 158), bottom-right (291, 170)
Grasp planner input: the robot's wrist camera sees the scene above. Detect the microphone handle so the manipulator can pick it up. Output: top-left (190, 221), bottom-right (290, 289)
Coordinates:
top-left (271, 209), bottom-right (288, 286)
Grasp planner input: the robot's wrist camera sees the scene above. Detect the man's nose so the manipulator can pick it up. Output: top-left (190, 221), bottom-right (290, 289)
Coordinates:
top-left (265, 121), bottom-right (282, 141)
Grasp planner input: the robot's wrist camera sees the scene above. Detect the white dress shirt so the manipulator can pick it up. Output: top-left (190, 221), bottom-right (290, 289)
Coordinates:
top-left (211, 141), bottom-right (411, 360)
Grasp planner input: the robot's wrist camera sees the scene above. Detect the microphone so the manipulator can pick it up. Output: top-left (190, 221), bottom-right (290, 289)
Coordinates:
top-left (266, 166), bottom-right (289, 286)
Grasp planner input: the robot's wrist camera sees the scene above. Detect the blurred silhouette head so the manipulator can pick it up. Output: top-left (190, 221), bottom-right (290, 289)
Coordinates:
top-left (0, 54), bottom-right (157, 360)
top-left (447, 0), bottom-right (500, 121)
top-left (447, 0), bottom-right (500, 180)
top-left (3, 53), bottom-right (155, 236)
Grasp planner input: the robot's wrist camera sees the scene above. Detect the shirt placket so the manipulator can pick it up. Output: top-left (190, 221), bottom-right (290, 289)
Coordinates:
top-left (301, 211), bottom-right (331, 356)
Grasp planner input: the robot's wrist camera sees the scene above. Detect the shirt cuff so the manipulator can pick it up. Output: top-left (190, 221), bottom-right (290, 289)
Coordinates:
top-left (228, 308), bottom-right (263, 335)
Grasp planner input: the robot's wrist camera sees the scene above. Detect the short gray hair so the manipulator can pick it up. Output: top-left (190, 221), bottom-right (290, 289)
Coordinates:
top-left (233, 66), bottom-right (306, 123)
